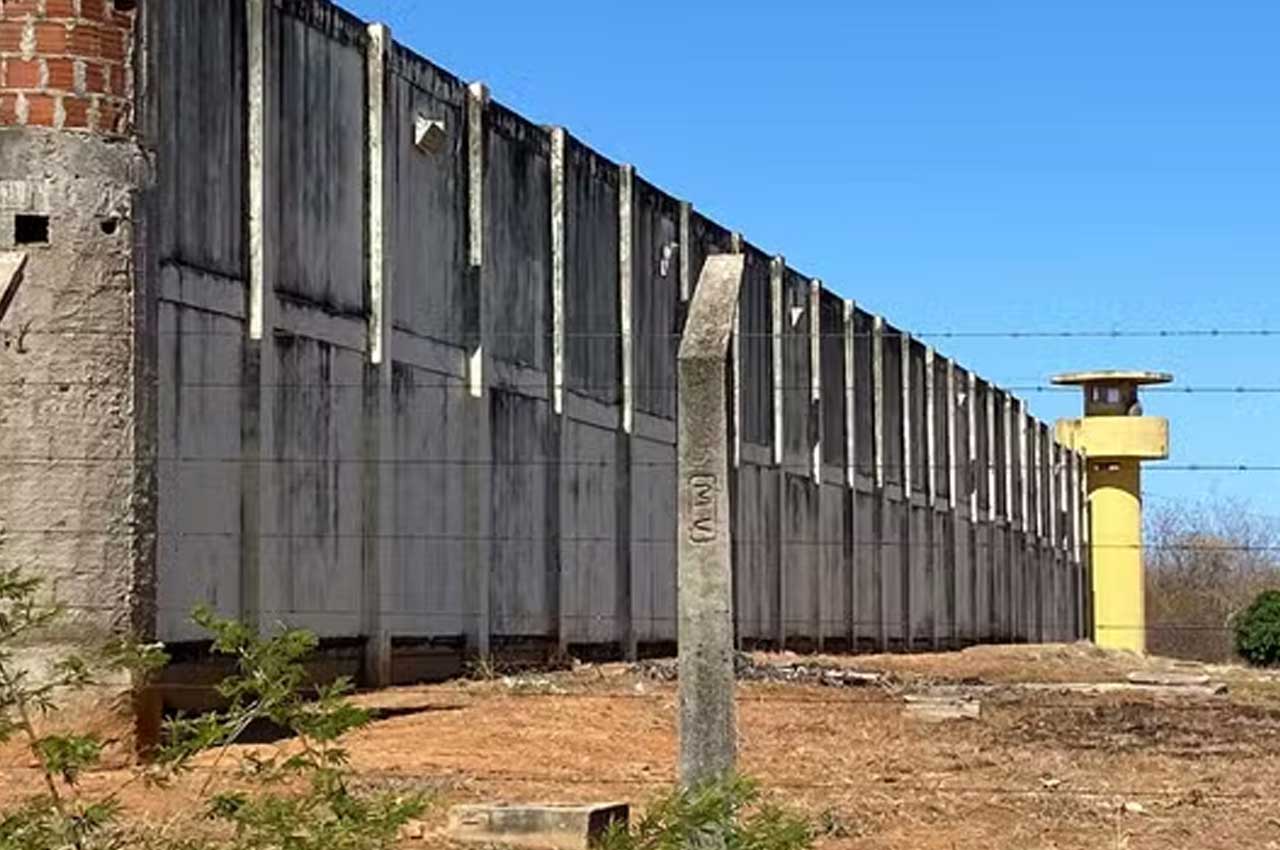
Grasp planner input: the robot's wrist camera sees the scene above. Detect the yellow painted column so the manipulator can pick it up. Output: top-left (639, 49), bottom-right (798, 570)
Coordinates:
top-left (1087, 461), bottom-right (1144, 653)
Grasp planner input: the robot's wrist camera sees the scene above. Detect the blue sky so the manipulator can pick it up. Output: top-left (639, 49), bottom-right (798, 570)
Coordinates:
top-left (348, 0), bottom-right (1280, 513)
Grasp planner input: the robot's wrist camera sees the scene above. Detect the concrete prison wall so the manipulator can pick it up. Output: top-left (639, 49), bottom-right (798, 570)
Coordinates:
top-left (3, 0), bottom-right (1092, 681)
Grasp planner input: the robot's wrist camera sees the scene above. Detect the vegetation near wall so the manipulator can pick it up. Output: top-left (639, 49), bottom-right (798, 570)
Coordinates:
top-left (1145, 500), bottom-right (1280, 662)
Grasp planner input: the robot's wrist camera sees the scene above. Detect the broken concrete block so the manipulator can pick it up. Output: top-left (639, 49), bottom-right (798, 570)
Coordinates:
top-left (903, 695), bottom-right (981, 723)
top-left (447, 802), bottom-right (629, 849)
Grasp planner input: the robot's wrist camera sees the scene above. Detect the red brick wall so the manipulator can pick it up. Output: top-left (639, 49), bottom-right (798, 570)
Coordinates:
top-left (0, 0), bottom-right (136, 135)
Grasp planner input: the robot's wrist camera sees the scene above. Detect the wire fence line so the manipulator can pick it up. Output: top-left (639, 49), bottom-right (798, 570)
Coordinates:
top-left (25, 599), bottom-right (1239, 636)
top-left (17, 326), bottom-right (1280, 340)
top-left (2, 454), bottom-right (1277, 474)
top-left (0, 527), bottom-right (1268, 554)
top-left (8, 378), bottom-right (1280, 395)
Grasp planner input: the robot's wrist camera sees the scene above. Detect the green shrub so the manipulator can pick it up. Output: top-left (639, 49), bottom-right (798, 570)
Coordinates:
top-left (598, 774), bottom-right (813, 850)
top-left (0, 569), bottom-right (427, 850)
top-left (1234, 589), bottom-right (1280, 666)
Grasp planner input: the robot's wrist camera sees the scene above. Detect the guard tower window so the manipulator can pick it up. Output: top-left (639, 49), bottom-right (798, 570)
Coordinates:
top-left (14, 215), bottom-right (49, 245)
top-left (1090, 385), bottom-right (1122, 404)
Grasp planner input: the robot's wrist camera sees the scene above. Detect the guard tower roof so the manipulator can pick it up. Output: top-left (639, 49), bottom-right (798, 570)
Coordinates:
top-left (1051, 370), bottom-right (1173, 387)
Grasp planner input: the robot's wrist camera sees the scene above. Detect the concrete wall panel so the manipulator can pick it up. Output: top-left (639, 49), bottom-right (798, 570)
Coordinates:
top-left (564, 139), bottom-right (619, 403)
top-left (150, 0), bottom-right (246, 276)
top-left (261, 335), bottom-right (365, 637)
top-left (783, 474), bottom-right (819, 641)
top-left (733, 462), bottom-right (776, 643)
top-left (385, 364), bottom-right (469, 638)
top-left (560, 416), bottom-right (619, 643)
top-left (271, 7), bottom-right (367, 314)
top-left (631, 436), bottom-right (677, 642)
top-left (632, 179), bottom-right (681, 420)
top-left (156, 303), bottom-right (244, 640)
top-left (386, 65), bottom-right (469, 347)
top-left (485, 105), bottom-right (551, 370)
top-left (819, 481), bottom-right (848, 644)
top-left (489, 389), bottom-right (555, 636)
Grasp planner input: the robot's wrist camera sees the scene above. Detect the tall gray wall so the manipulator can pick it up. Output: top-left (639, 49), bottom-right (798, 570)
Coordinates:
top-left (137, 0), bottom-right (1090, 664)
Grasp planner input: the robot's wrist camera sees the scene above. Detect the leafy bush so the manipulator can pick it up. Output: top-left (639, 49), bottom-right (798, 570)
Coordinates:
top-left (0, 569), bottom-right (427, 850)
top-left (599, 774), bottom-right (813, 850)
top-left (1234, 590), bottom-right (1280, 666)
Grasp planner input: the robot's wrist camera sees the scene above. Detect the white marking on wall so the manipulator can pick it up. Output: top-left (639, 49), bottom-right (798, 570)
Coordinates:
top-left (901, 332), bottom-right (912, 499)
top-left (770, 256), bottom-right (785, 467)
top-left (1049, 441), bottom-right (1059, 547)
top-left (809, 279), bottom-right (821, 484)
top-left (843, 299), bottom-right (856, 488)
top-left (366, 23), bottom-right (389, 365)
top-left (946, 360), bottom-right (958, 510)
top-left (873, 316), bottom-right (885, 488)
top-left (925, 347), bottom-right (937, 505)
top-left (968, 372), bottom-right (978, 518)
top-left (1034, 423), bottom-right (1044, 539)
top-left (1018, 400), bottom-right (1029, 533)
top-left (619, 164), bottom-right (634, 434)
top-left (1002, 393), bottom-right (1013, 522)
top-left (246, 0), bottom-right (266, 340)
top-left (550, 127), bottom-right (566, 415)
top-left (986, 386), bottom-right (997, 523)
top-left (467, 81), bottom-right (489, 398)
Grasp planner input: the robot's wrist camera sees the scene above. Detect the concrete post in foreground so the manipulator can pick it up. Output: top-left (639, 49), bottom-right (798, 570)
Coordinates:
top-left (677, 254), bottom-right (745, 787)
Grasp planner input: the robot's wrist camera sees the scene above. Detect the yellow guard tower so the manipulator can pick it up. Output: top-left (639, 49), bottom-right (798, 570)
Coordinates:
top-left (1053, 370), bottom-right (1172, 653)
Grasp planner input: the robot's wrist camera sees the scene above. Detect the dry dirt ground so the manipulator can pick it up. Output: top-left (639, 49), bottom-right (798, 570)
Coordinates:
top-left (4, 643), bottom-right (1280, 850)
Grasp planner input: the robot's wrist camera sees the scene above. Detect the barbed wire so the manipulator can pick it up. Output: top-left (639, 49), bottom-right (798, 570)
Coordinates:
top-left (8, 379), bottom-right (1280, 402)
top-left (0, 453), bottom-right (1273, 471)
top-left (16, 326), bottom-right (1280, 340)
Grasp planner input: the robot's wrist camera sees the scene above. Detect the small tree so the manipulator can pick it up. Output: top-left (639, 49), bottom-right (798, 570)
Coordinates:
top-left (0, 568), bottom-right (167, 850)
top-left (0, 569), bottom-right (426, 850)
top-left (1234, 590), bottom-right (1280, 667)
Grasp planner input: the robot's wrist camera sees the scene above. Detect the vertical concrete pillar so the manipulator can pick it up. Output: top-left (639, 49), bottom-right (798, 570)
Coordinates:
top-left (945, 359), bottom-right (959, 646)
top-left (871, 316), bottom-right (887, 648)
top-left (769, 256), bottom-right (786, 648)
top-left (678, 202), bottom-right (693, 304)
top-left (1000, 392), bottom-right (1014, 639)
top-left (899, 332), bottom-right (913, 648)
top-left (727, 233), bottom-right (743, 649)
top-left (962, 368), bottom-right (972, 640)
top-left (842, 299), bottom-right (858, 647)
top-left (984, 385), bottom-right (997, 638)
top-left (808, 279), bottom-right (823, 648)
top-left (548, 126), bottom-right (567, 650)
top-left (240, 0), bottom-right (273, 633)
top-left (676, 254), bottom-right (744, 787)
top-left (1029, 414), bottom-right (1039, 640)
top-left (1017, 399), bottom-right (1029, 642)
top-left (463, 81), bottom-right (492, 658)
top-left (361, 22), bottom-right (394, 685)
top-left (1049, 439), bottom-right (1061, 640)
top-left (925, 347), bottom-right (938, 648)
top-left (617, 163), bottom-right (636, 659)
top-left (550, 128), bottom-right (566, 417)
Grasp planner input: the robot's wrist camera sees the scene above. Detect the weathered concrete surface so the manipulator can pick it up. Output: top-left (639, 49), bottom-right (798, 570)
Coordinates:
top-left (676, 253), bottom-right (744, 786)
top-left (447, 802), bottom-right (629, 850)
top-left (6, 0), bottom-right (1094, 682)
top-left (0, 127), bottom-right (150, 643)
